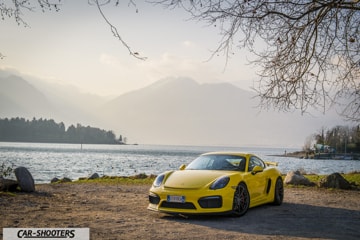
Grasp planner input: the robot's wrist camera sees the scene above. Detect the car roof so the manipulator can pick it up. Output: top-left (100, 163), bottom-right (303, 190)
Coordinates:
top-left (201, 152), bottom-right (254, 157)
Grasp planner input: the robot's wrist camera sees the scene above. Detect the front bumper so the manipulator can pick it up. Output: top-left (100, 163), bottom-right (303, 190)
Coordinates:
top-left (147, 187), bottom-right (234, 215)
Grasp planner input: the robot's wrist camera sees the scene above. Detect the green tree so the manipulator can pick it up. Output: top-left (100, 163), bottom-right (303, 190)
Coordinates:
top-left (65, 124), bottom-right (77, 143)
top-left (313, 125), bottom-right (360, 153)
top-left (0, 117), bottom-right (120, 144)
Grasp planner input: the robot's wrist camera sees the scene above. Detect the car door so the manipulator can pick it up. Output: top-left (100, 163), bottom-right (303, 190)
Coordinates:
top-left (247, 156), bottom-right (268, 206)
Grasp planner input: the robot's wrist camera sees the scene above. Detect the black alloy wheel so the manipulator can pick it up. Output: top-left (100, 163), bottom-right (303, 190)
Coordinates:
top-left (273, 177), bottom-right (284, 205)
top-left (232, 183), bottom-right (250, 217)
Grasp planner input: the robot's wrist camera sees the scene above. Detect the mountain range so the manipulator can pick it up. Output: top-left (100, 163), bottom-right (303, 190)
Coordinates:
top-left (0, 69), bottom-right (346, 148)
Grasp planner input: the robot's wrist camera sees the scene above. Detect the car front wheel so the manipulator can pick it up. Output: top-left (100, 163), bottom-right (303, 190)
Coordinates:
top-left (232, 183), bottom-right (250, 217)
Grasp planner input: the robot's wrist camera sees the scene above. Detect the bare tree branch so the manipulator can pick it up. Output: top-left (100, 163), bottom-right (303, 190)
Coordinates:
top-left (0, 0), bottom-right (61, 27)
top-left (1, 0), bottom-right (146, 60)
top-left (90, 0), bottom-right (147, 60)
top-left (154, 0), bottom-right (360, 122)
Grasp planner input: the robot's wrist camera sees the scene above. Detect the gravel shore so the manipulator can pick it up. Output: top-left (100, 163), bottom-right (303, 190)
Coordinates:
top-left (1, 183), bottom-right (360, 240)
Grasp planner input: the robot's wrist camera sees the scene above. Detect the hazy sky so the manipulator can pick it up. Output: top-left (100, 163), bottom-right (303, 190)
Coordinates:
top-left (1, 1), bottom-right (257, 96)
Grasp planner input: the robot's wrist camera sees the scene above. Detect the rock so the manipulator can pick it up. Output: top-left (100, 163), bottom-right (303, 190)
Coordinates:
top-left (88, 173), bottom-right (100, 180)
top-left (131, 173), bottom-right (148, 179)
top-left (284, 171), bottom-right (315, 186)
top-left (50, 177), bottom-right (72, 183)
top-left (319, 173), bottom-right (352, 189)
top-left (14, 167), bottom-right (35, 192)
top-left (50, 177), bottom-right (60, 183)
top-left (60, 177), bottom-right (72, 183)
top-left (0, 178), bottom-right (19, 191)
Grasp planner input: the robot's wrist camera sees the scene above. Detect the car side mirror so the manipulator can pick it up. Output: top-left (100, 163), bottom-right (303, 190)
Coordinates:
top-left (251, 166), bottom-right (264, 175)
top-left (179, 164), bottom-right (186, 170)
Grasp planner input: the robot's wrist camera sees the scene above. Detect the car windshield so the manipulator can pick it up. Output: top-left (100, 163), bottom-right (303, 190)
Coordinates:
top-left (186, 154), bottom-right (246, 171)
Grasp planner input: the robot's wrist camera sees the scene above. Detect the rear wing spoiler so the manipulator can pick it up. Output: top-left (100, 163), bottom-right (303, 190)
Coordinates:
top-left (265, 161), bottom-right (278, 167)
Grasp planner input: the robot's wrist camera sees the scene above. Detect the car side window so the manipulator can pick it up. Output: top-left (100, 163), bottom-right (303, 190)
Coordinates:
top-left (238, 158), bottom-right (246, 171)
top-left (248, 156), bottom-right (266, 172)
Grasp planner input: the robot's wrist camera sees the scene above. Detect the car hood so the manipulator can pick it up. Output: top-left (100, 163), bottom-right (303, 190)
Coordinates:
top-left (164, 170), bottom-right (231, 189)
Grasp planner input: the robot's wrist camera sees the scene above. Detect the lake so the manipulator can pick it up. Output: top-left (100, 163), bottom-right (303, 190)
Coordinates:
top-left (1, 142), bottom-right (359, 183)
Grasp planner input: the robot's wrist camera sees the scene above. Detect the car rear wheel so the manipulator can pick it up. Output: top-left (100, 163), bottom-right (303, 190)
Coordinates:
top-left (273, 177), bottom-right (284, 205)
top-left (232, 183), bottom-right (250, 217)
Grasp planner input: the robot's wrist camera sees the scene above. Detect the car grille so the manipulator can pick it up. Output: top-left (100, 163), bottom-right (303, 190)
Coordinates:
top-left (160, 201), bottom-right (196, 209)
top-left (149, 193), bottom-right (160, 204)
top-left (198, 196), bottom-right (222, 208)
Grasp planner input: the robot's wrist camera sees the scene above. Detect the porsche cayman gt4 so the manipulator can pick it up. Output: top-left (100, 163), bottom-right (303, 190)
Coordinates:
top-left (148, 152), bottom-right (284, 216)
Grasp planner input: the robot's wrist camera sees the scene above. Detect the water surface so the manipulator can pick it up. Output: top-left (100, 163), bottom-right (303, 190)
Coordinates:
top-left (1, 142), bottom-right (359, 183)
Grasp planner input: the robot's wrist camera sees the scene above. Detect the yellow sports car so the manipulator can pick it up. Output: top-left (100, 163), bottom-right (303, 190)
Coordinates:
top-left (148, 152), bottom-right (284, 216)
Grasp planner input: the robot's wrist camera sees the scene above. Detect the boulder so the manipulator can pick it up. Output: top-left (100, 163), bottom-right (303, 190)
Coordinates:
top-left (50, 177), bottom-right (60, 183)
top-left (0, 178), bottom-right (19, 191)
top-left (14, 167), bottom-right (35, 192)
top-left (60, 177), bottom-right (72, 183)
top-left (50, 177), bottom-right (72, 183)
top-left (88, 173), bottom-right (100, 180)
top-left (284, 171), bottom-right (315, 186)
top-left (319, 172), bottom-right (352, 189)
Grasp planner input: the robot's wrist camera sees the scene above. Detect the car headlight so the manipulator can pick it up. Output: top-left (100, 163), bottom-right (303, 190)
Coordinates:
top-left (210, 176), bottom-right (230, 190)
top-left (153, 174), bottom-right (165, 187)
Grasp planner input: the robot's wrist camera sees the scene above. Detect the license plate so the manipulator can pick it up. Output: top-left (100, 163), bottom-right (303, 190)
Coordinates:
top-left (167, 195), bottom-right (186, 203)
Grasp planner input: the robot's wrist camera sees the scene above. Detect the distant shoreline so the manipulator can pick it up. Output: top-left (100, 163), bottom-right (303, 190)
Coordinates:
top-left (0, 140), bottom-right (138, 145)
top-left (272, 151), bottom-right (360, 160)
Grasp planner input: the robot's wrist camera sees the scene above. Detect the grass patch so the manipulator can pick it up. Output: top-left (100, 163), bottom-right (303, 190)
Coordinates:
top-left (0, 191), bottom-right (17, 197)
top-left (72, 174), bottom-right (156, 185)
top-left (304, 172), bottom-right (360, 186)
top-left (341, 171), bottom-right (360, 186)
top-left (282, 171), bottom-right (360, 189)
top-left (57, 172), bottom-right (360, 188)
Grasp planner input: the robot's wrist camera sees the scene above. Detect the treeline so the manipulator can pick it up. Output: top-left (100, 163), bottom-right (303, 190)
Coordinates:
top-left (306, 125), bottom-right (360, 153)
top-left (0, 117), bottom-right (123, 144)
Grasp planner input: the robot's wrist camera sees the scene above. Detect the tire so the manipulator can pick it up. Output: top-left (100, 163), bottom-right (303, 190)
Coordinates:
top-left (232, 183), bottom-right (250, 217)
top-left (273, 177), bottom-right (284, 205)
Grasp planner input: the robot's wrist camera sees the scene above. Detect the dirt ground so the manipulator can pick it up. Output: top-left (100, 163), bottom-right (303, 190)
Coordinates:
top-left (1, 183), bottom-right (360, 240)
